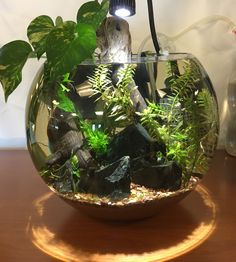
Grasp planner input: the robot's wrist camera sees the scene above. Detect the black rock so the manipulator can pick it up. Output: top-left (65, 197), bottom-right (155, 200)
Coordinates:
top-left (46, 130), bottom-right (83, 166)
top-left (76, 149), bottom-right (97, 169)
top-left (78, 156), bottom-right (131, 198)
top-left (131, 161), bottom-right (182, 191)
top-left (47, 109), bottom-right (84, 166)
top-left (52, 161), bottom-right (76, 193)
top-left (106, 123), bottom-right (166, 163)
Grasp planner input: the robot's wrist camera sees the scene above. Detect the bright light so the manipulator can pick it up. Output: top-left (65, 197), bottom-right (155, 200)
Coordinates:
top-left (95, 111), bottom-right (104, 116)
top-left (115, 8), bottom-right (131, 17)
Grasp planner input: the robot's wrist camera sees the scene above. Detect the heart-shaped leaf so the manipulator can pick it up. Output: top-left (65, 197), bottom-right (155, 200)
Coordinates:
top-left (46, 21), bottom-right (96, 79)
top-left (55, 16), bottom-right (63, 27)
top-left (27, 15), bottom-right (54, 59)
top-left (77, 0), bottom-right (109, 30)
top-left (0, 40), bottom-right (32, 101)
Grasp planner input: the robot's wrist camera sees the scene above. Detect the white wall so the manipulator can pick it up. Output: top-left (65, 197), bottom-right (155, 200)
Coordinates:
top-left (1, 0), bottom-right (236, 148)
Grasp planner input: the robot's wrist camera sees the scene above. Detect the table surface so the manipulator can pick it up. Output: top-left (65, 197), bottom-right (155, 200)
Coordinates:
top-left (0, 149), bottom-right (235, 262)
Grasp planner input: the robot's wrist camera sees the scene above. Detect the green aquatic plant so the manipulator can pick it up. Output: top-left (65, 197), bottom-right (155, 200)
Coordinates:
top-left (54, 83), bottom-right (109, 156)
top-left (88, 63), bottom-right (137, 130)
top-left (192, 88), bottom-right (218, 174)
top-left (196, 88), bottom-right (218, 130)
top-left (139, 100), bottom-right (190, 169)
top-left (70, 155), bottom-right (81, 192)
top-left (55, 77), bottom-right (76, 113)
top-left (40, 153), bottom-right (81, 193)
top-left (80, 120), bottom-right (109, 155)
top-left (88, 64), bottom-right (112, 101)
top-left (138, 101), bottom-right (166, 138)
top-left (174, 62), bottom-right (217, 176)
top-left (164, 60), bottom-right (206, 174)
top-left (139, 59), bottom-right (215, 182)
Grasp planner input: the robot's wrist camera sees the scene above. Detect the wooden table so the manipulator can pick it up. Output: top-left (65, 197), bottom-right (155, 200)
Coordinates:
top-left (0, 150), bottom-right (235, 262)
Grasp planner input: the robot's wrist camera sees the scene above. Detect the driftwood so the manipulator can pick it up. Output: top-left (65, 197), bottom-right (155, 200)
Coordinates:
top-left (96, 16), bottom-right (131, 61)
top-left (97, 17), bottom-right (147, 112)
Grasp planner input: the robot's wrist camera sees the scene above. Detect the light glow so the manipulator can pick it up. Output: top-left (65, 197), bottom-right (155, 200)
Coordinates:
top-left (95, 111), bottom-right (104, 116)
top-left (115, 8), bottom-right (131, 17)
top-left (28, 185), bottom-right (217, 262)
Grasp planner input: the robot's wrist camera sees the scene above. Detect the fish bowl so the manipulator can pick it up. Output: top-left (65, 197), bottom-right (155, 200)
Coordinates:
top-left (26, 53), bottom-right (218, 220)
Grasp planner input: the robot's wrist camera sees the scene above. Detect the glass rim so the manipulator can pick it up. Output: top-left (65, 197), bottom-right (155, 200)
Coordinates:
top-left (81, 52), bottom-right (195, 65)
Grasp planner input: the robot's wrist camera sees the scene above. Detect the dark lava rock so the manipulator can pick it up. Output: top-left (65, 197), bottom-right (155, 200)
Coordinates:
top-left (131, 161), bottom-right (182, 191)
top-left (76, 149), bottom-right (97, 169)
top-left (52, 161), bottom-right (76, 193)
top-left (78, 156), bottom-right (131, 198)
top-left (51, 151), bottom-right (97, 193)
top-left (106, 123), bottom-right (166, 163)
top-left (46, 129), bottom-right (83, 166)
top-left (47, 109), bottom-right (84, 166)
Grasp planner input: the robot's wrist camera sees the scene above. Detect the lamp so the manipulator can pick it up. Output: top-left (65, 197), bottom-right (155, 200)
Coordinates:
top-left (109, 0), bottom-right (136, 17)
top-left (109, 0), bottom-right (160, 54)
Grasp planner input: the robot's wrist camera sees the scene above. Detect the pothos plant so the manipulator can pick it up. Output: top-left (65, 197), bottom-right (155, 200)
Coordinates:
top-left (0, 0), bottom-right (109, 101)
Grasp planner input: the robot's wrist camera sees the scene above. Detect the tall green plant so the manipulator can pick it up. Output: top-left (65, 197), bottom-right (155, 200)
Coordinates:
top-left (0, 0), bottom-right (109, 101)
top-left (88, 63), bottom-right (137, 131)
top-left (139, 59), bottom-right (215, 182)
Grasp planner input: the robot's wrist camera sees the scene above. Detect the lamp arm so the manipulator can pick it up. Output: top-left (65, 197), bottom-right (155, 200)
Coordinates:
top-left (147, 0), bottom-right (160, 55)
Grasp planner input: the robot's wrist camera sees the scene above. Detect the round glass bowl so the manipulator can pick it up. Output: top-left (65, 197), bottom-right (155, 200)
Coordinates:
top-left (26, 53), bottom-right (219, 220)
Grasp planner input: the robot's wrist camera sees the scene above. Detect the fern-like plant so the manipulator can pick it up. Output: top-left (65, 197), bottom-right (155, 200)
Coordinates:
top-left (139, 58), bottom-right (217, 183)
top-left (88, 63), bottom-right (137, 133)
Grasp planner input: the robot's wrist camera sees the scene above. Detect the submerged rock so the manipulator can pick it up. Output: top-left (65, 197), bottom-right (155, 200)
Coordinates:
top-left (79, 156), bottom-right (131, 198)
top-left (106, 123), bottom-right (166, 163)
top-left (46, 129), bottom-right (83, 166)
top-left (131, 160), bottom-right (182, 191)
top-left (50, 150), bottom-right (97, 193)
top-left (76, 149), bottom-right (97, 169)
top-left (52, 161), bottom-right (76, 193)
top-left (47, 109), bottom-right (84, 166)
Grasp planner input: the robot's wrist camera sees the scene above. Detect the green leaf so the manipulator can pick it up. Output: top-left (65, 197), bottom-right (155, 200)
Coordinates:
top-left (56, 86), bottom-right (76, 113)
top-left (62, 72), bottom-right (72, 84)
top-left (0, 40), bottom-right (32, 101)
top-left (46, 21), bottom-right (96, 78)
top-left (27, 15), bottom-right (54, 59)
top-left (55, 16), bottom-right (63, 26)
top-left (77, 0), bottom-right (109, 30)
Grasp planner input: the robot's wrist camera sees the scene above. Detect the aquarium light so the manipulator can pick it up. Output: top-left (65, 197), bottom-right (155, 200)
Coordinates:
top-left (109, 0), bottom-right (136, 17)
top-left (115, 8), bottom-right (131, 17)
top-left (109, 0), bottom-right (161, 54)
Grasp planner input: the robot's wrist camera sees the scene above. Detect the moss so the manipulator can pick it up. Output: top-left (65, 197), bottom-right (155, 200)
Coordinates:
top-left (80, 120), bottom-right (109, 156)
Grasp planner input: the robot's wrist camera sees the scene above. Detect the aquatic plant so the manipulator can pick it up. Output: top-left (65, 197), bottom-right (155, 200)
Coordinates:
top-left (40, 153), bottom-right (81, 193)
top-left (88, 63), bottom-right (137, 131)
top-left (139, 59), bottom-right (216, 182)
top-left (70, 154), bottom-right (81, 192)
top-left (80, 120), bottom-right (109, 155)
top-left (55, 78), bottom-right (76, 113)
top-left (54, 82), bottom-right (109, 156)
